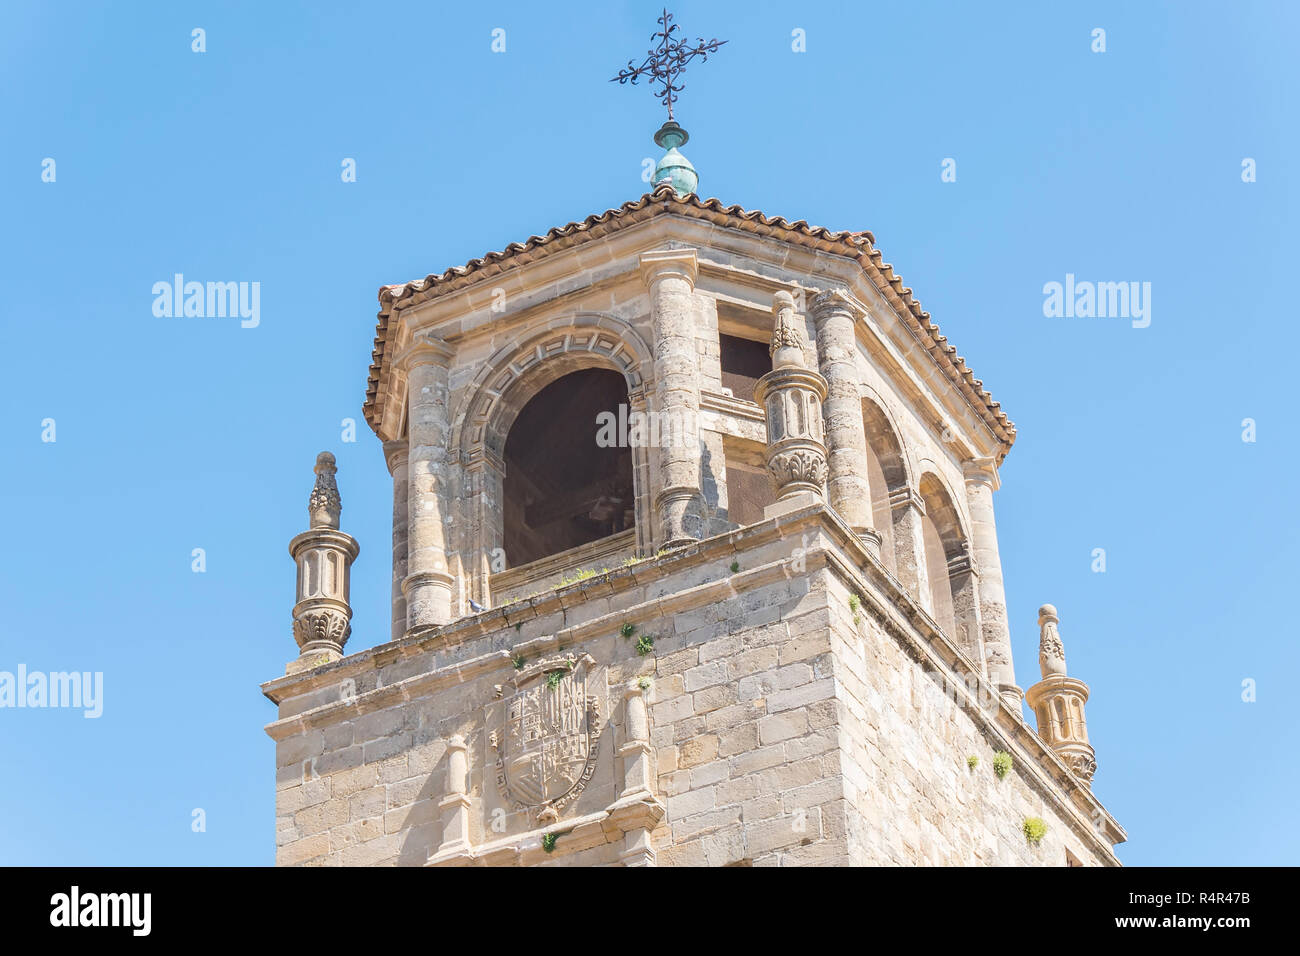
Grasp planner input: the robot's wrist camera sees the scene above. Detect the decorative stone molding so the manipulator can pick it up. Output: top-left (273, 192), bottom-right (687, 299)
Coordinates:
top-left (1025, 604), bottom-right (1097, 788)
top-left (754, 291), bottom-right (830, 508)
top-left (888, 485), bottom-right (926, 515)
top-left (486, 653), bottom-right (603, 820)
top-left (307, 452), bottom-right (342, 529)
top-left (287, 452), bottom-right (360, 674)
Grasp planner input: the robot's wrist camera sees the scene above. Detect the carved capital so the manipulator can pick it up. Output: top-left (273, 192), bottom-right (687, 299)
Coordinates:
top-left (888, 485), bottom-right (926, 515)
top-left (946, 543), bottom-right (976, 577)
top-left (383, 439), bottom-right (410, 474)
top-left (394, 333), bottom-right (454, 373)
top-left (809, 288), bottom-right (857, 326)
top-left (291, 605), bottom-right (351, 653)
top-left (638, 248), bottom-right (698, 290)
top-left (963, 456), bottom-right (1001, 491)
top-left (767, 446), bottom-right (828, 496)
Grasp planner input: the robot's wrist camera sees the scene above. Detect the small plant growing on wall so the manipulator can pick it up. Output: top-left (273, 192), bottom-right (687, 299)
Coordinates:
top-left (512, 655), bottom-right (526, 670)
top-left (541, 833), bottom-right (558, 853)
top-left (546, 670), bottom-right (565, 690)
top-left (559, 567), bottom-right (602, 586)
top-left (730, 560), bottom-right (740, 573)
top-left (848, 593), bottom-right (862, 626)
top-left (966, 755), bottom-right (979, 770)
top-left (620, 622), bottom-right (636, 639)
top-left (992, 751), bottom-right (1012, 780)
top-left (637, 676), bottom-right (652, 691)
top-left (635, 633), bottom-right (656, 656)
top-left (1022, 817), bottom-right (1047, 845)
top-left (514, 622), bottom-right (523, 631)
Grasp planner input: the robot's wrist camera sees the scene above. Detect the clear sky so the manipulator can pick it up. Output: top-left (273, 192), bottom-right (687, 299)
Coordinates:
top-left (1, 0), bottom-right (1295, 866)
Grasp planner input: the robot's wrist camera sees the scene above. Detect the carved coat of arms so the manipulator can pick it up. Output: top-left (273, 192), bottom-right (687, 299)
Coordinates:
top-left (487, 654), bottom-right (602, 817)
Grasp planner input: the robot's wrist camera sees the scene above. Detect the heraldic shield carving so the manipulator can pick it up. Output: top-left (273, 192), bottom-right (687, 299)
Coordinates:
top-left (487, 653), bottom-right (603, 817)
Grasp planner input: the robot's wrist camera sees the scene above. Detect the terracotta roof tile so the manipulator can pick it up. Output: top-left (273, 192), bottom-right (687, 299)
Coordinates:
top-left (364, 183), bottom-right (1015, 460)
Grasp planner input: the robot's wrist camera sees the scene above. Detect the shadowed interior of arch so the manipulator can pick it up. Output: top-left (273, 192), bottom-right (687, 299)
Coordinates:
top-left (502, 368), bottom-right (634, 567)
top-left (918, 472), bottom-right (968, 643)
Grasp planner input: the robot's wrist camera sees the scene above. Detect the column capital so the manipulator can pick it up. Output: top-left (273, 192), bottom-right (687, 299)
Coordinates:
top-left (463, 444), bottom-right (505, 476)
top-left (946, 544), bottom-right (976, 578)
top-left (888, 485), bottom-right (926, 515)
top-left (394, 333), bottom-right (454, 373)
top-left (638, 248), bottom-right (698, 290)
top-left (382, 439), bottom-right (409, 474)
top-left (962, 456), bottom-right (1001, 491)
top-left (809, 288), bottom-right (858, 324)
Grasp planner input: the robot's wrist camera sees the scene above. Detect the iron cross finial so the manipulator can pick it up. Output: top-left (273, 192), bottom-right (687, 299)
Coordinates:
top-left (610, 8), bottom-right (727, 121)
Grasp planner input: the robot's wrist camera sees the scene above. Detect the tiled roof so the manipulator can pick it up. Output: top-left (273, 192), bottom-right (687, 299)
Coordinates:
top-left (364, 182), bottom-right (1015, 459)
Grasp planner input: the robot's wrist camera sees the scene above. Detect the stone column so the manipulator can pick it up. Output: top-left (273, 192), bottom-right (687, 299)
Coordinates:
top-left (1025, 605), bottom-right (1097, 787)
top-left (287, 452), bottom-right (360, 674)
top-left (811, 289), bottom-right (881, 556)
top-left (465, 449), bottom-right (504, 609)
top-left (398, 335), bottom-right (456, 630)
top-left (946, 544), bottom-right (985, 667)
top-left (753, 291), bottom-right (829, 513)
top-left (619, 682), bottom-right (653, 800)
top-left (383, 440), bottom-right (409, 642)
top-left (434, 735), bottom-right (472, 857)
top-left (889, 486), bottom-right (933, 612)
top-left (963, 457), bottom-right (1021, 709)
top-left (640, 249), bottom-right (704, 548)
top-left (618, 681), bottom-right (656, 867)
top-left (626, 386), bottom-right (655, 557)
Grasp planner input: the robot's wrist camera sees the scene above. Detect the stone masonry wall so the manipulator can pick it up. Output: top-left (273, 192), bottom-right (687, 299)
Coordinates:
top-left (265, 508), bottom-right (1120, 866)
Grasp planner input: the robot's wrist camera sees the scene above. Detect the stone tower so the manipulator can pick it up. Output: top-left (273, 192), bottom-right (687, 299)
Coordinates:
top-left (262, 152), bottom-right (1126, 864)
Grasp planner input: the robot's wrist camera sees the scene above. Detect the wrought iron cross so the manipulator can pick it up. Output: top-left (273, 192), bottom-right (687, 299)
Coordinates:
top-left (611, 9), bottom-right (727, 122)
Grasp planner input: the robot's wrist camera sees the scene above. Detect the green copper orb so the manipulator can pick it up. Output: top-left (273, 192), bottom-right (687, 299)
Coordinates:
top-left (652, 121), bottom-right (698, 196)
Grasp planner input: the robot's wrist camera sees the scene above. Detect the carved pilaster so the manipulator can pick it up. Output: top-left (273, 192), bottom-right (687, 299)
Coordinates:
top-left (619, 682), bottom-right (653, 800)
top-left (433, 735), bottom-right (472, 858)
top-left (383, 440), bottom-right (410, 642)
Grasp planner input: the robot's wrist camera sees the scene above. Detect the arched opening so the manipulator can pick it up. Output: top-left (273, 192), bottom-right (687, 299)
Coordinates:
top-left (918, 472), bottom-right (976, 653)
top-left (502, 368), bottom-right (635, 568)
top-left (861, 399), bottom-right (909, 577)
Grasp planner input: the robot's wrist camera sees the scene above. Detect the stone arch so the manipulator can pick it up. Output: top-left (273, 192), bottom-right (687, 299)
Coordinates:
top-left (860, 394), bottom-right (911, 577)
top-left (917, 469), bottom-right (982, 663)
top-left (449, 314), bottom-right (654, 606)
top-left (451, 313), bottom-right (651, 467)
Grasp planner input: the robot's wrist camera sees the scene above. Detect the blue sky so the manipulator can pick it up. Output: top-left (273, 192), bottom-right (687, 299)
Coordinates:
top-left (1, 0), bottom-right (1294, 865)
